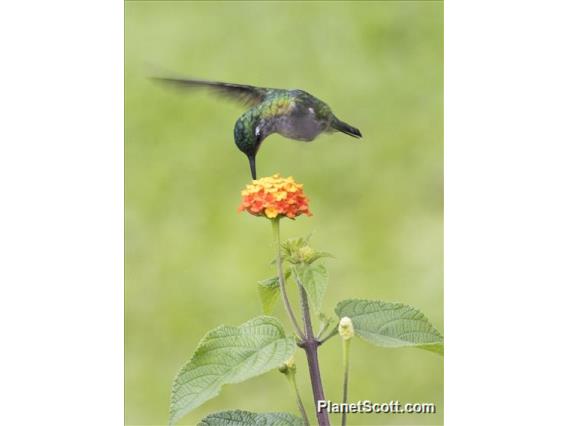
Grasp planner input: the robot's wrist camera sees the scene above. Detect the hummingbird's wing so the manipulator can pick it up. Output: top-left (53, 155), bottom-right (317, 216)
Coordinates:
top-left (153, 76), bottom-right (271, 107)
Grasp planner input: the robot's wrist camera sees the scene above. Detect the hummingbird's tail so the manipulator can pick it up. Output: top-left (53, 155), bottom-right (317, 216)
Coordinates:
top-left (332, 119), bottom-right (362, 139)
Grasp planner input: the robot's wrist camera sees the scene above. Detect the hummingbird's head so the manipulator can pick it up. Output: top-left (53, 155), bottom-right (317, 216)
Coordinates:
top-left (234, 114), bottom-right (263, 180)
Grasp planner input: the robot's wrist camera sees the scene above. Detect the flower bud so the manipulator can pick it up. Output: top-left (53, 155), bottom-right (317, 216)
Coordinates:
top-left (298, 245), bottom-right (315, 262)
top-left (338, 317), bottom-right (354, 340)
top-left (278, 356), bottom-right (297, 375)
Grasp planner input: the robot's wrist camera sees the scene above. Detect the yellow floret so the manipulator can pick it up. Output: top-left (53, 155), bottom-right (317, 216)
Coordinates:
top-left (265, 206), bottom-right (279, 218)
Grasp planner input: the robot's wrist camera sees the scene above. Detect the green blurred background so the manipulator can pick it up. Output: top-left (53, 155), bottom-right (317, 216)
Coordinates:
top-left (125, 1), bottom-right (443, 425)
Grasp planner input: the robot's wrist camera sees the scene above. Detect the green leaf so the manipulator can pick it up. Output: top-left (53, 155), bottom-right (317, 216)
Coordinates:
top-left (198, 410), bottom-right (304, 426)
top-left (296, 264), bottom-right (328, 312)
top-left (257, 277), bottom-right (280, 314)
top-left (307, 251), bottom-right (334, 264)
top-left (257, 271), bottom-right (291, 314)
top-left (169, 317), bottom-right (297, 425)
top-left (335, 299), bottom-right (443, 355)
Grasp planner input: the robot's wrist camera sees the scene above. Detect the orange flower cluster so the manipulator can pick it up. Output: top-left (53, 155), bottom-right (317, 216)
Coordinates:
top-left (238, 174), bottom-right (312, 219)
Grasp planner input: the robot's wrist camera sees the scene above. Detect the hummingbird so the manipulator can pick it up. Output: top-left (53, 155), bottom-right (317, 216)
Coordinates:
top-left (154, 76), bottom-right (362, 179)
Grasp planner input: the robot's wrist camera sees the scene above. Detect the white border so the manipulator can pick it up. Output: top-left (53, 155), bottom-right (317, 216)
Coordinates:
top-left (0, 1), bottom-right (123, 425)
top-left (445, 1), bottom-right (568, 424)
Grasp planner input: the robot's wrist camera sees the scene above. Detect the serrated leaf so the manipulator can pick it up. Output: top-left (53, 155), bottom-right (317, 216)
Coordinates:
top-left (296, 264), bottom-right (328, 312)
top-left (257, 271), bottom-right (290, 315)
top-left (307, 251), bottom-right (334, 264)
top-left (335, 299), bottom-right (443, 355)
top-left (169, 317), bottom-right (297, 425)
top-left (257, 277), bottom-right (280, 314)
top-left (198, 410), bottom-right (304, 426)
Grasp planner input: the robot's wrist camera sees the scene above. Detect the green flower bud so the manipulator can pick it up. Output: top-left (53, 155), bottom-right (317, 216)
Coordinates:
top-left (298, 245), bottom-right (315, 262)
top-left (278, 356), bottom-right (297, 375)
top-left (338, 317), bottom-right (354, 340)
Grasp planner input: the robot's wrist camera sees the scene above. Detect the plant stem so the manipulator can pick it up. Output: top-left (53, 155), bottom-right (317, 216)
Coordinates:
top-left (286, 373), bottom-right (310, 426)
top-left (341, 338), bottom-right (351, 426)
top-left (319, 326), bottom-right (339, 345)
top-left (273, 222), bottom-right (329, 426)
top-left (272, 218), bottom-right (305, 339)
top-left (297, 282), bottom-right (330, 426)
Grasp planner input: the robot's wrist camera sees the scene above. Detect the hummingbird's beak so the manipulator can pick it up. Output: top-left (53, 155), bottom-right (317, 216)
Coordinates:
top-left (248, 155), bottom-right (257, 180)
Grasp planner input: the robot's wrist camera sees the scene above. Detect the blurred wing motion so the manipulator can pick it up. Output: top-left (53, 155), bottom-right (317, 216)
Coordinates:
top-left (153, 76), bottom-right (271, 107)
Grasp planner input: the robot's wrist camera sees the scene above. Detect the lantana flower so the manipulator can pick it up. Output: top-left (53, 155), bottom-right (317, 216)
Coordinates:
top-left (238, 174), bottom-right (312, 219)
